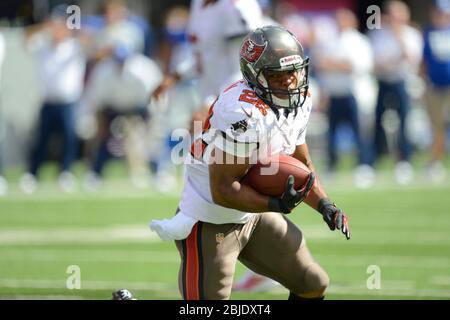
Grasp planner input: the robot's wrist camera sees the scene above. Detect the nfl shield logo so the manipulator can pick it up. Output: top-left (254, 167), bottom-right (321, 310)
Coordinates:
top-left (216, 233), bottom-right (225, 244)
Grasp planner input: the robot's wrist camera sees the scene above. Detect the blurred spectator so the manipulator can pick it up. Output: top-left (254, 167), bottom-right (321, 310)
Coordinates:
top-left (0, 31), bottom-right (7, 196)
top-left (313, 9), bottom-right (375, 188)
top-left (422, 0), bottom-right (450, 183)
top-left (149, 6), bottom-right (200, 192)
top-left (19, 5), bottom-right (87, 194)
top-left (369, 0), bottom-right (423, 185)
top-left (152, 0), bottom-right (266, 126)
top-left (257, 0), bottom-right (280, 27)
top-left (82, 43), bottom-right (162, 190)
top-left (94, 0), bottom-right (145, 60)
top-left (127, 12), bottom-right (155, 57)
top-left (280, 11), bottom-right (313, 53)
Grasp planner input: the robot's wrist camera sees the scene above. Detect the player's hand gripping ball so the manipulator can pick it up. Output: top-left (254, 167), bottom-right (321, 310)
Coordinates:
top-left (241, 155), bottom-right (315, 213)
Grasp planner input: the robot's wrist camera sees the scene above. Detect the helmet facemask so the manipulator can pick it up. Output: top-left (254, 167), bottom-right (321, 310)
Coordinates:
top-left (255, 57), bottom-right (310, 110)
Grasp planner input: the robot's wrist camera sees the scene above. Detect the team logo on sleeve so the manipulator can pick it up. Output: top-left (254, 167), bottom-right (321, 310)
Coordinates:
top-left (231, 119), bottom-right (248, 134)
top-left (240, 39), bottom-right (266, 63)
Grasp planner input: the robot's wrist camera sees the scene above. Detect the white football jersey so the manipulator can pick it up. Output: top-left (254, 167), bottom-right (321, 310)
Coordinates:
top-left (187, 0), bottom-right (265, 100)
top-left (179, 80), bottom-right (313, 224)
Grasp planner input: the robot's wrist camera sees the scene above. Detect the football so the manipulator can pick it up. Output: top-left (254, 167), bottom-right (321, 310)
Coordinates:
top-left (240, 154), bottom-right (312, 197)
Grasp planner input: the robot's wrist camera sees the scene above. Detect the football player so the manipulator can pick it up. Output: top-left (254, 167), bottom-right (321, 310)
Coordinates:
top-left (152, 0), bottom-right (276, 291)
top-left (151, 26), bottom-right (350, 300)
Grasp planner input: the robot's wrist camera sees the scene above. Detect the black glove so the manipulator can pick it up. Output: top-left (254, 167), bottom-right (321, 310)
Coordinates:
top-left (318, 198), bottom-right (350, 240)
top-left (268, 173), bottom-right (315, 214)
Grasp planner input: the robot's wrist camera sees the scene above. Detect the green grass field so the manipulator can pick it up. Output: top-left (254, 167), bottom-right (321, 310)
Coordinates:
top-left (0, 162), bottom-right (449, 300)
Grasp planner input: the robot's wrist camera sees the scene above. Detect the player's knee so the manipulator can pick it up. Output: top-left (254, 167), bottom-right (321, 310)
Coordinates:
top-left (302, 263), bottom-right (329, 297)
top-left (200, 284), bottom-right (232, 300)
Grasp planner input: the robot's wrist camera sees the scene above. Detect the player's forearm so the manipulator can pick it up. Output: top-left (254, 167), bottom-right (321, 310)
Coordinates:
top-left (296, 158), bottom-right (328, 211)
top-left (305, 174), bottom-right (328, 212)
top-left (292, 145), bottom-right (328, 212)
top-left (211, 181), bottom-right (270, 213)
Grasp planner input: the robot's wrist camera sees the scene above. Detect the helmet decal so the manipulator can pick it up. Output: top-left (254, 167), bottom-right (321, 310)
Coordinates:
top-left (240, 39), bottom-right (266, 63)
top-left (279, 55), bottom-right (303, 67)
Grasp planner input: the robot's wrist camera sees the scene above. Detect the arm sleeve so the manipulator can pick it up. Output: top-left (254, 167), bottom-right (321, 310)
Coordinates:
top-left (296, 125), bottom-right (308, 146)
top-left (209, 103), bottom-right (259, 158)
top-left (296, 98), bottom-right (313, 145)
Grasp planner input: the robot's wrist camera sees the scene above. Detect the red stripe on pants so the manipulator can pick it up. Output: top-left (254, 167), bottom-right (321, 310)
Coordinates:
top-left (185, 223), bottom-right (199, 300)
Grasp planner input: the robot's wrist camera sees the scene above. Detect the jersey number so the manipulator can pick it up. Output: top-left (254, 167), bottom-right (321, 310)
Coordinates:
top-left (239, 90), bottom-right (270, 116)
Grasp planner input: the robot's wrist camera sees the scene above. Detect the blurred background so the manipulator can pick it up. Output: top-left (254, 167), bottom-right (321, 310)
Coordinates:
top-left (0, 0), bottom-right (448, 300)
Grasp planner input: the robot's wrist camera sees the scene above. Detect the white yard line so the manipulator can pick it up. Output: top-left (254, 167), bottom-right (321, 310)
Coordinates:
top-left (0, 278), bottom-right (449, 299)
top-left (0, 225), bottom-right (161, 245)
top-left (430, 276), bottom-right (450, 286)
top-left (301, 225), bottom-right (450, 245)
top-left (0, 248), bottom-right (448, 270)
top-left (310, 237), bottom-right (450, 246)
top-left (313, 254), bottom-right (450, 269)
top-left (0, 279), bottom-right (176, 291)
top-left (0, 250), bottom-right (180, 263)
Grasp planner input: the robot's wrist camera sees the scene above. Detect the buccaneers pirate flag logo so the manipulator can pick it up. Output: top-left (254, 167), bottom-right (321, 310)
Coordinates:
top-left (241, 39), bottom-right (266, 63)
